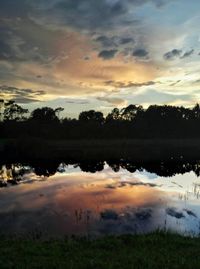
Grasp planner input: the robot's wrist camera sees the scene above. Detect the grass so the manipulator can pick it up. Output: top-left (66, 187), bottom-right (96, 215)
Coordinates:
top-left (0, 232), bottom-right (200, 269)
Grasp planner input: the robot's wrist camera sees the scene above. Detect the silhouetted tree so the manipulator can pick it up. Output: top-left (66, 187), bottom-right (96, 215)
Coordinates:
top-left (55, 107), bottom-right (64, 119)
top-left (0, 99), bottom-right (4, 122)
top-left (2, 102), bottom-right (200, 140)
top-left (106, 108), bottom-right (121, 122)
top-left (192, 104), bottom-right (200, 119)
top-left (3, 100), bottom-right (28, 121)
top-left (121, 105), bottom-right (143, 121)
top-left (79, 110), bottom-right (104, 124)
top-left (31, 107), bottom-right (59, 123)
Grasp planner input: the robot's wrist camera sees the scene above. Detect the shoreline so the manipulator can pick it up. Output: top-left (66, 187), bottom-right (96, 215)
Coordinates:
top-left (1, 138), bottom-right (200, 162)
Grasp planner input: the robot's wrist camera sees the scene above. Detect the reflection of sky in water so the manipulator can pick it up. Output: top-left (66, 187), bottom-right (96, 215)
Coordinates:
top-left (0, 164), bottom-right (200, 237)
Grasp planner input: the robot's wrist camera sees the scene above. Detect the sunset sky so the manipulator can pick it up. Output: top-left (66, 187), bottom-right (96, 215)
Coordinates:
top-left (1, 0), bottom-right (200, 117)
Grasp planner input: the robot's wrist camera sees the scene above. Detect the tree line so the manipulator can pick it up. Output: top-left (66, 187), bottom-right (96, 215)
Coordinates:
top-left (1, 99), bottom-right (200, 139)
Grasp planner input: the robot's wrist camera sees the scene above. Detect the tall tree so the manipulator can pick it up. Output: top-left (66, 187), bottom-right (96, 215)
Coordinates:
top-left (79, 110), bottom-right (104, 124)
top-left (106, 108), bottom-right (121, 122)
top-left (3, 100), bottom-right (28, 121)
top-left (31, 107), bottom-right (59, 123)
top-left (121, 105), bottom-right (143, 121)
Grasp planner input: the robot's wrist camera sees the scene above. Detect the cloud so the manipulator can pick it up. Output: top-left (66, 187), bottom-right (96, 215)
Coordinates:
top-left (95, 36), bottom-right (118, 48)
top-left (29, 0), bottom-right (171, 32)
top-left (65, 98), bottom-right (90, 105)
top-left (120, 37), bottom-right (135, 44)
top-left (95, 35), bottom-right (134, 48)
top-left (0, 0), bottom-right (28, 18)
top-left (169, 80), bottom-right (181, 86)
top-left (0, 25), bottom-right (65, 66)
top-left (0, 29), bottom-right (25, 62)
top-left (104, 80), bottom-right (155, 88)
top-left (97, 96), bottom-right (126, 106)
top-left (0, 0), bottom-right (194, 108)
top-left (133, 49), bottom-right (149, 58)
top-left (130, 89), bottom-right (193, 105)
top-left (0, 85), bottom-right (45, 103)
top-left (163, 49), bottom-right (182, 60)
top-left (106, 181), bottom-right (158, 189)
top-left (164, 49), bottom-right (195, 61)
top-left (180, 49), bottom-right (194, 59)
top-left (98, 49), bottom-right (118, 60)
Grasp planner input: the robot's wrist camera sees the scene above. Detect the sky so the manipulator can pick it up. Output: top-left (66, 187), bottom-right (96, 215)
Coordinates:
top-left (1, 0), bottom-right (200, 118)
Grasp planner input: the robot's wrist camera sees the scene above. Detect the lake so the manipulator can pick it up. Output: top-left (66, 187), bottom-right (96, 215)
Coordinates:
top-left (0, 160), bottom-right (200, 238)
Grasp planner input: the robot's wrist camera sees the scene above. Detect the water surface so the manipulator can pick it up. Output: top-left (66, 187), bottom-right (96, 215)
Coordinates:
top-left (0, 162), bottom-right (200, 237)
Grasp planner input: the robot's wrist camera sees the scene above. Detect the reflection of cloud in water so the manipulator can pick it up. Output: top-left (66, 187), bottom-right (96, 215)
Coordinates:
top-left (98, 208), bottom-right (153, 235)
top-left (184, 208), bottom-right (197, 218)
top-left (106, 181), bottom-right (158, 189)
top-left (135, 170), bottom-right (158, 180)
top-left (0, 166), bottom-right (200, 237)
top-left (166, 207), bottom-right (185, 219)
top-left (0, 173), bottom-right (168, 237)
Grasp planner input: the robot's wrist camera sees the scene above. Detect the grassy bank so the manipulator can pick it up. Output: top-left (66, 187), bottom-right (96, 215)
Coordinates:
top-left (0, 232), bottom-right (200, 269)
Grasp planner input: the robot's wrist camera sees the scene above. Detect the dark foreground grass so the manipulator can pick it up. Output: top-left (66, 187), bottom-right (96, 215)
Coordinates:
top-left (0, 232), bottom-right (200, 269)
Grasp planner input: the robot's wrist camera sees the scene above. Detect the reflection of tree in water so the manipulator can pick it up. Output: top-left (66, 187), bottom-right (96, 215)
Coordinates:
top-left (32, 162), bottom-right (60, 177)
top-left (120, 161), bottom-right (138, 173)
top-left (78, 161), bottom-right (104, 173)
top-left (0, 162), bottom-right (59, 187)
top-left (106, 161), bottom-right (120, 172)
top-left (107, 159), bottom-right (200, 177)
top-left (0, 164), bottom-right (31, 186)
top-left (143, 161), bottom-right (200, 177)
top-left (1, 158), bottom-right (200, 188)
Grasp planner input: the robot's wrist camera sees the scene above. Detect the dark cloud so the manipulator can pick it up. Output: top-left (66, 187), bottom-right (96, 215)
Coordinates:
top-left (27, 0), bottom-right (173, 33)
top-left (0, 0), bottom-right (29, 18)
top-left (163, 49), bottom-right (182, 60)
top-left (0, 28), bottom-right (22, 61)
top-left (0, 85), bottom-right (45, 103)
top-left (105, 80), bottom-right (155, 88)
top-left (0, 0), bottom-right (174, 66)
top-left (180, 49), bottom-right (194, 59)
top-left (119, 37), bottom-right (134, 45)
top-left (0, 0), bottom-right (174, 74)
top-left (132, 48), bottom-right (149, 58)
top-left (164, 49), bottom-right (195, 61)
top-left (98, 49), bottom-right (118, 60)
top-left (95, 36), bottom-right (118, 48)
top-left (95, 35), bottom-right (134, 48)
top-left (35, 0), bottom-right (127, 31)
top-left (0, 11), bottom-right (68, 65)
top-left (34, 1), bottom-right (137, 30)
